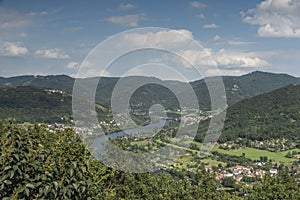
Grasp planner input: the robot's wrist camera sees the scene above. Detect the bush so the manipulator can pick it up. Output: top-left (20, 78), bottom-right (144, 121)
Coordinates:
top-left (0, 119), bottom-right (112, 199)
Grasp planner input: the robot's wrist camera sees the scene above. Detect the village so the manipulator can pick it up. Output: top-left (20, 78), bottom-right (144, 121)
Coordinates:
top-left (42, 118), bottom-right (300, 188)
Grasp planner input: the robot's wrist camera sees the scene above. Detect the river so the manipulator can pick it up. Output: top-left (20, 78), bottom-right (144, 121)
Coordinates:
top-left (90, 119), bottom-right (169, 153)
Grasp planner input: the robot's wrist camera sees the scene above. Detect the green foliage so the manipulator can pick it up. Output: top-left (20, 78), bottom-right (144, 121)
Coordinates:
top-left (0, 75), bottom-right (74, 93)
top-left (197, 84), bottom-right (300, 143)
top-left (0, 119), bottom-right (113, 199)
top-left (221, 84), bottom-right (300, 141)
top-left (222, 177), bottom-right (236, 188)
top-left (0, 85), bottom-right (109, 124)
top-left (246, 172), bottom-right (300, 199)
top-left (112, 172), bottom-right (233, 200)
top-left (0, 119), bottom-right (243, 199)
top-left (1, 119), bottom-right (298, 199)
top-left (0, 86), bottom-right (72, 123)
top-left (191, 71), bottom-right (300, 109)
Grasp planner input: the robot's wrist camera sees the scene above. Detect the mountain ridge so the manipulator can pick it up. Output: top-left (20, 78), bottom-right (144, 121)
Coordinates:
top-left (1, 71), bottom-right (300, 111)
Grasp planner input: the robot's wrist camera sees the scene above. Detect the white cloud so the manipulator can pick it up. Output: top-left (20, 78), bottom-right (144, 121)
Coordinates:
top-left (195, 13), bottom-right (205, 19)
top-left (175, 48), bottom-right (270, 69)
top-left (119, 29), bottom-right (193, 50)
top-left (213, 49), bottom-right (270, 67)
top-left (242, 0), bottom-right (300, 37)
top-left (117, 29), bottom-right (269, 69)
top-left (149, 47), bottom-right (269, 77)
top-left (73, 69), bottom-right (109, 78)
top-left (205, 69), bottom-right (247, 76)
top-left (226, 41), bottom-right (254, 45)
top-left (67, 61), bottom-right (79, 69)
top-left (76, 28), bottom-right (271, 78)
top-left (99, 70), bottom-right (110, 76)
top-left (0, 41), bottom-right (28, 56)
top-left (119, 3), bottom-right (135, 10)
top-left (190, 1), bottom-right (207, 8)
top-left (34, 48), bottom-right (70, 59)
top-left (213, 35), bottom-right (254, 45)
top-left (177, 48), bottom-right (216, 67)
top-left (103, 14), bottom-right (145, 27)
top-left (203, 24), bottom-right (218, 29)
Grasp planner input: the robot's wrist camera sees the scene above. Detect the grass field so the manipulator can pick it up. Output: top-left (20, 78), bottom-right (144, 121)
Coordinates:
top-left (214, 147), bottom-right (300, 163)
top-left (128, 139), bottom-right (299, 165)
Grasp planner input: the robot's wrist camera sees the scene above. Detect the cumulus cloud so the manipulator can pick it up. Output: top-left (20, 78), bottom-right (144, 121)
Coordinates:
top-left (205, 69), bottom-right (247, 76)
top-left (123, 29), bottom-right (268, 65)
top-left (0, 41), bottom-right (28, 56)
top-left (242, 0), bottom-right (300, 37)
top-left (118, 29), bottom-right (269, 69)
top-left (203, 24), bottom-right (218, 29)
top-left (67, 61), bottom-right (79, 69)
top-left (176, 48), bottom-right (216, 67)
top-left (190, 1), bottom-right (207, 8)
top-left (77, 28), bottom-right (271, 78)
top-left (171, 48), bottom-right (270, 77)
top-left (120, 29), bottom-right (193, 49)
top-left (34, 48), bottom-right (70, 59)
top-left (103, 14), bottom-right (145, 27)
top-left (213, 49), bottom-right (270, 67)
top-left (119, 3), bottom-right (135, 10)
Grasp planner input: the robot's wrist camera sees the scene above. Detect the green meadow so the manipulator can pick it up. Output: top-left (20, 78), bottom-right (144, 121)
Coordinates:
top-left (214, 147), bottom-right (300, 164)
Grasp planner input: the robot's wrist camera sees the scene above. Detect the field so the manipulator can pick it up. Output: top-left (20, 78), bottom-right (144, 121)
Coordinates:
top-left (124, 139), bottom-right (299, 165)
top-left (214, 146), bottom-right (300, 164)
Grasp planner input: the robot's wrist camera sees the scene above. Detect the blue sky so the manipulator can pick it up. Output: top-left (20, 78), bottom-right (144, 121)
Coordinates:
top-left (0, 0), bottom-right (300, 79)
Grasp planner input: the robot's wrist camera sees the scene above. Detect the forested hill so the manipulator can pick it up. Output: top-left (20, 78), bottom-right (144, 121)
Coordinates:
top-left (0, 86), bottom-right (73, 123)
top-left (0, 75), bottom-right (75, 93)
top-left (1, 71), bottom-right (300, 110)
top-left (217, 84), bottom-right (300, 142)
top-left (191, 71), bottom-right (300, 108)
top-left (0, 86), bottom-right (107, 124)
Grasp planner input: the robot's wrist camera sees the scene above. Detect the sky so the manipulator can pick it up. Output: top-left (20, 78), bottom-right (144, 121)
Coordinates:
top-left (0, 0), bottom-right (300, 80)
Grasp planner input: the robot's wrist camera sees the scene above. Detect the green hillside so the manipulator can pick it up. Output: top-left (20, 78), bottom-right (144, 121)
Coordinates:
top-left (196, 84), bottom-right (300, 142)
top-left (221, 84), bottom-right (300, 141)
top-left (2, 71), bottom-right (300, 131)
top-left (0, 86), bottom-right (108, 124)
top-left (1, 71), bottom-right (300, 111)
top-left (0, 86), bottom-right (73, 123)
top-left (191, 71), bottom-right (300, 109)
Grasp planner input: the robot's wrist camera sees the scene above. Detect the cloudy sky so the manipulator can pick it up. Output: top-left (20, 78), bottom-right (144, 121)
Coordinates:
top-left (0, 0), bottom-right (300, 80)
